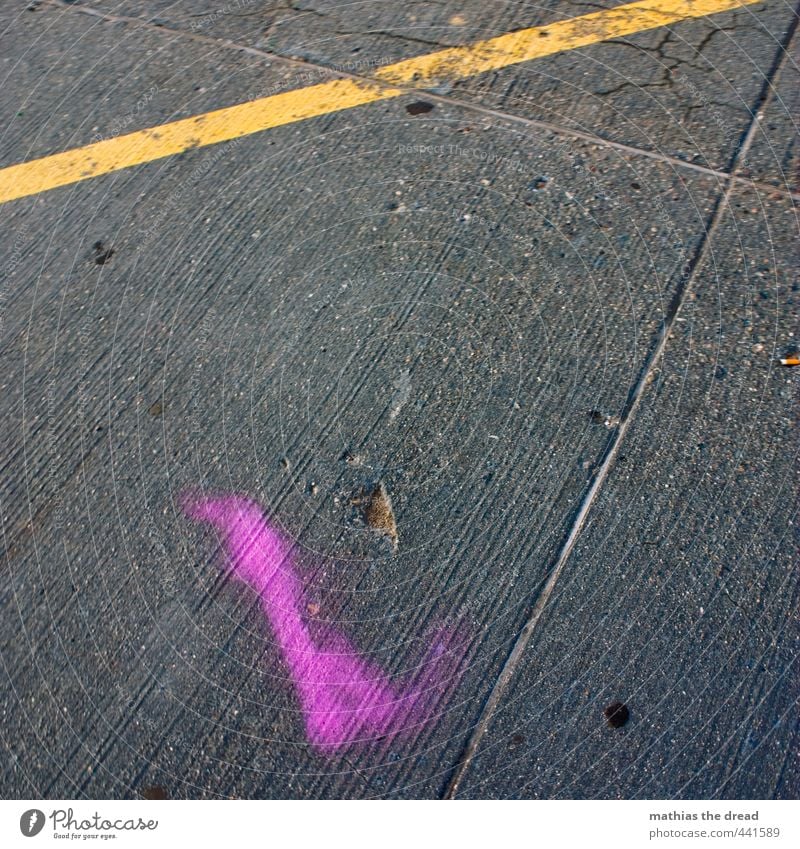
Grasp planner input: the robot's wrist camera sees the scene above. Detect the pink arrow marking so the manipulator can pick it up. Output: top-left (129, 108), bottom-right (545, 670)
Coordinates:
top-left (183, 493), bottom-right (465, 752)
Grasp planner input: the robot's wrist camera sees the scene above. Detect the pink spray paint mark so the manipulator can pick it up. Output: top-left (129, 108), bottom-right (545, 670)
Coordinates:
top-left (182, 493), bottom-right (465, 753)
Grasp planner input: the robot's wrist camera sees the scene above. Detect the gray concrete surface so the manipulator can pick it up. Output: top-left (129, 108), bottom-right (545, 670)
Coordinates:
top-left (56, 0), bottom-right (800, 172)
top-left (1, 0), bottom-right (797, 799)
top-left (741, 33), bottom-right (799, 187)
top-left (455, 186), bottom-right (799, 799)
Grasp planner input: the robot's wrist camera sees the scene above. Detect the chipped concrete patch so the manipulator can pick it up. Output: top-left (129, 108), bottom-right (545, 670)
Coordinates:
top-left (363, 481), bottom-right (399, 551)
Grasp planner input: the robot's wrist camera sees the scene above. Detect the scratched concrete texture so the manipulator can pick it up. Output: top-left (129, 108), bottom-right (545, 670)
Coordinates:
top-left (56, 0), bottom-right (800, 174)
top-left (739, 34), bottom-right (799, 188)
top-left (1, 1), bottom-right (798, 800)
top-left (455, 187), bottom-right (799, 800)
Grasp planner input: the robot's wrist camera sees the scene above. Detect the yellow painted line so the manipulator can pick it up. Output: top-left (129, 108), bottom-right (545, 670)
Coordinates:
top-left (0, 78), bottom-right (402, 204)
top-left (0, 0), bottom-right (757, 204)
top-left (376, 0), bottom-right (757, 84)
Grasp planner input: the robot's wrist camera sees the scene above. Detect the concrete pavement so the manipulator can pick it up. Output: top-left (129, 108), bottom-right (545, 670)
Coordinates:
top-left (1, 0), bottom-right (797, 799)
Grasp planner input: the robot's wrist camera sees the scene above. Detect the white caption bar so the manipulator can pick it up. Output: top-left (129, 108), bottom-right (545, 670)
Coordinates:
top-left (2, 799), bottom-right (797, 849)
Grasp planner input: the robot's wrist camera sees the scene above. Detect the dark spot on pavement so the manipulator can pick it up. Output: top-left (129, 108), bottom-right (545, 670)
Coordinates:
top-left (341, 450), bottom-right (362, 466)
top-left (714, 365), bottom-right (727, 380)
top-left (405, 101), bottom-right (434, 115)
top-left (590, 409), bottom-right (620, 428)
top-left (140, 785), bottom-right (169, 800)
top-left (530, 176), bottom-right (549, 191)
top-left (511, 733), bottom-right (525, 746)
top-left (148, 401), bottom-right (163, 418)
top-left (604, 701), bottom-right (630, 728)
top-left (92, 240), bottom-right (114, 265)
top-left (631, 181), bottom-right (641, 190)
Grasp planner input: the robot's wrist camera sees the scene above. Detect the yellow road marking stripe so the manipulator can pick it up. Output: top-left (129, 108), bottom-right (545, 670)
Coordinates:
top-left (0, 78), bottom-right (402, 204)
top-left (0, 0), bottom-right (757, 204)
top-left (376, 0), bottom-right (755, 84)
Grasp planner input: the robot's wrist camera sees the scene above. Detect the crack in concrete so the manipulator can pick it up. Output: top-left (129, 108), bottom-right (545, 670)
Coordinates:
top-left (441, 0), bottom-right (800, 800)
top-left (286, 1), bottom-right (461, 50)
top-left (41, 0), bottom-right (800, 202)
top-left (593, 63), bottom-right (677, 97)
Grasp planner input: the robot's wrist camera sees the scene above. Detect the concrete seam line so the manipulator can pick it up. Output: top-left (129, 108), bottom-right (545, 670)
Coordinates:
top-left (45, 0), bottom-right (800, 201)
top-left (3, 0), bottom-right (762, 204)
top-left (441, 0), bottom-right (800, 800)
